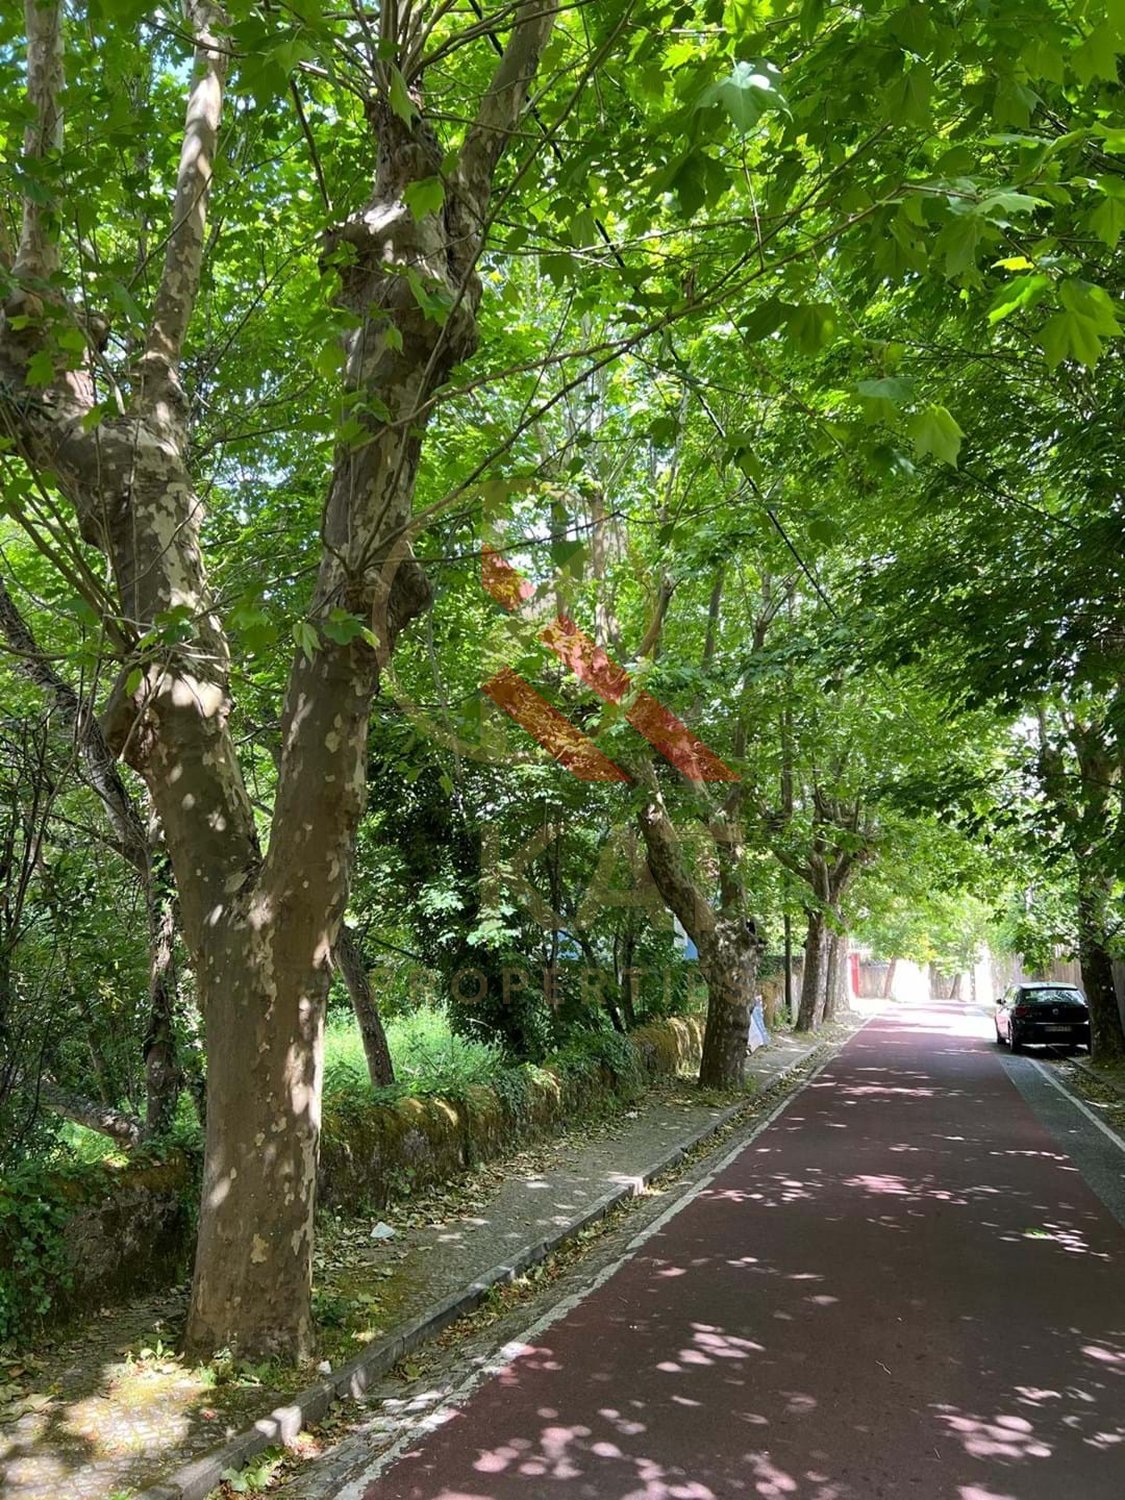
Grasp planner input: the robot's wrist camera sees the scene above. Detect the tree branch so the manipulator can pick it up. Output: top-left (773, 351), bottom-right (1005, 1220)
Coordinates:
top-left (37, 1077), bottom-right (144, 1149)
top-left (456, 2), bottom-right (559, 210)
top-left (139, 0), bottom-right (229, 410)
top-left (0, 575), bottom-right (150, 877)
top-left (11, 0), bottom-right (64, 288)
top-left (635, 768), bottom-right (716, 945)
top-left (636, 573), bottom-right (674, 662)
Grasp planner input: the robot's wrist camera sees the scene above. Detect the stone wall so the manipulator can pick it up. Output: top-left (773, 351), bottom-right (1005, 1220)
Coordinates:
top-left (6, 1017), bottom-right (705, 1335)
top-left (319, 1017), bottom-right (704, 1209)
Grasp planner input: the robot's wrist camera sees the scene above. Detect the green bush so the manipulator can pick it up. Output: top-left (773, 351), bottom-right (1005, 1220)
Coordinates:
top-left (554, 1028), bottom-right (645, 1098)
top-left (0, 1168), bottom-right (71, 1344)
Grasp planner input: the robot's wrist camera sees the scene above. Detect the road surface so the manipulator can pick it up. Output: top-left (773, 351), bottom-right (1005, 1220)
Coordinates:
top-left (337, 1004), bottom-right (1125, 1500)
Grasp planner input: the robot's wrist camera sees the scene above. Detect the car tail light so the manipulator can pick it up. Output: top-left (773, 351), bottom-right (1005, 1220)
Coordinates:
top-left (1013, 1005), bottom-right (1033, 1018)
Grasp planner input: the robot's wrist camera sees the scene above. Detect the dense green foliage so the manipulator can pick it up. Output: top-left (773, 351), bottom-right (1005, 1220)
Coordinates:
top-left (1, 0), bottom-right (1124, 1354)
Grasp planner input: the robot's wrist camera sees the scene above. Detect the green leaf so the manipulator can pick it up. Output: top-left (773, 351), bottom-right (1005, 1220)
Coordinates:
top-left (741, 297), bottom-right (787, 341)
top-left (336, 416), bottom-right (369, 449)
top-left (293, 620), bottom-right (320, 662)
top-left (666, 152), bottom-right (707, 216)
top-left (799, 0), bottom-right (826, 42)
top-left (936, 213), bottom-right (985, 278)
top-left (885, 64), bottom-right (932, 126)
top-left (322, 608), bottom-right (371, 646)
top-left (1071, 21), bottom-right (1120, 85)
top-left (24, 351), bottom-right (54, 388)
top-left (647, 413), bottom-right (680, 444)
top-left (406, 268), bottom-right (452, 326)
top-left (388, 66), bottom-right (418, 124)
top-left (785, 302), bottom-right (836, 354)
top-left (403, 177), bottom-right (445, 221)
top-left (987, 273), bottom-right (1050, 324)
top-left (808, 516), bottom-right (845, 546)
top-left (1041, 312), bottom-right (1102, 368)
top-left (909, 405), bottom-right (964, 466)
top-left (856, 375), bottom-right (914, 423)
top-left (856, 377), bottom-right (914, 403)
top-left (700, 59), bottom-right (787, 136)
top-left (1093, 123), bottom-right (1125, 153)
top-left (976, 188), bottom-right (1043, 221)
top-left (315, 341), bottom-right (344, 379)
top-left (1088, 193), bottom-right (1125, 249)
top-left (1022, 39), bottom-right (1065, 83)
top-left (1058, 278), bottom-right (1120, 332)
top-left (230, 601), bottom-right (278, 656)
top-left (152, 605), bottom-right (198, 645)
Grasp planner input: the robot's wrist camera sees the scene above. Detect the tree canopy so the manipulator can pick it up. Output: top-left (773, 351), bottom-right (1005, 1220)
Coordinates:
top-left (2, 0), bottom-right (1124, 1359)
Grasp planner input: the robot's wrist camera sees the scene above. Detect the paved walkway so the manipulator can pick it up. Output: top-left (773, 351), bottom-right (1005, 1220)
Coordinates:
top-left (332, 1003), bottom-right (1125, 1500)
top-left (0, 1029), bottom-right (822, 1500)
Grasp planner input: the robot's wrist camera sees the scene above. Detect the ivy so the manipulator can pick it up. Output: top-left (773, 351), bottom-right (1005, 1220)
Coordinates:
top-left (0, 1171), bottom-right (71, 1345)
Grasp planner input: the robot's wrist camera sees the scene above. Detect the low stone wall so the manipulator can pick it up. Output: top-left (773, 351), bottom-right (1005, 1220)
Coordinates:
top-left (0, 1151), bottom-right (197, 1336)
top-left (56, 1153), bottom-right (197, 1314)
top-left (319, 1017), bottom-right (704, 1210)
top-left (4, 1017), bottom-right (704, 1336)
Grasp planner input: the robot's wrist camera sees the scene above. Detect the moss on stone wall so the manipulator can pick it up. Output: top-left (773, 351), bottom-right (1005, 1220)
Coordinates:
top-left (319, 1016), bottom-right (705, 1210)
top-left (5, 1018), bottom-right (705, 1336)
top-left (1, 1150), bottom-right (197, 1341)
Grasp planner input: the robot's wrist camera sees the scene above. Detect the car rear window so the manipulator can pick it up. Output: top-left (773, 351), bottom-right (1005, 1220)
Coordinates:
top-left (1022, 987), bottom-right (1084, 1005)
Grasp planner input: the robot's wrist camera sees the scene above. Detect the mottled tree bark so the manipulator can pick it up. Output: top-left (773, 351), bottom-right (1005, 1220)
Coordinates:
top-left (823, 929), bottom-right (852, 1022)
top-left (637, 780), bottom-right (761, 1089)
top-left (795, 908), bottom-right (828, 1033)
top-left (36, 1078), bottom-right (143, 1148)
top-left (790, 824), bottom-right (865, 1034)
top-left (1, 0), bottom-right (557, 1358)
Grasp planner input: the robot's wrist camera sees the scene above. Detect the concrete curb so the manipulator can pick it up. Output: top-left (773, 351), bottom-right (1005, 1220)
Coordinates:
top-left (135, 1043), bottom-right (828, 1500)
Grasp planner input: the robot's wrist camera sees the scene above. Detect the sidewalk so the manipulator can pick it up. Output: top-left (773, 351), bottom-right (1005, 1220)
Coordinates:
top-left (0, 1024), bottom-right (848, 1500)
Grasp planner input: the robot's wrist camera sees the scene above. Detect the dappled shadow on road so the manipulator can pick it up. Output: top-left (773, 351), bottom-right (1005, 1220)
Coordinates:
top-left (373, 1005), bottom-right (1124, 1500)
top-left (382, 1314), bottom-right (1125, 1498)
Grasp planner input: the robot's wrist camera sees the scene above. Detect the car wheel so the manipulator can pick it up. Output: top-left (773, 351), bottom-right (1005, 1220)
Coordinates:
top-left (1009, 1027), bottom-right (1021, 1054)
top-left (995, 1025), bottom-right (1004, 1046)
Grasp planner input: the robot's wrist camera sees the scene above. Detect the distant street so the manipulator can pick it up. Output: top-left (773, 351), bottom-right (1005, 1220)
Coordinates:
top-left (340, 1004), bottom-right (1125, 1500)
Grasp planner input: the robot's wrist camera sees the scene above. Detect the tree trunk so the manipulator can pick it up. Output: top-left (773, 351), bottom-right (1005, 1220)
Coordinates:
top-left (881, 957), bottom-right (897, 999)
top-left (823, 930), bottom-right (848, 1023)
top-left (795, 910), bottom-right (827, 1032)
top-left (143, 870), bottom-right (182, 1137)
top-left (186, 920), bottom-right (330, 1359)
top-left (696, 920), bottom-right (760, 1088)
top-left (1077, 869), bottom-right (1125, 1060)
top-left (636, 780), bottom-right (761, 1088)
top-left (334, 926), bottom-right (395, 1087)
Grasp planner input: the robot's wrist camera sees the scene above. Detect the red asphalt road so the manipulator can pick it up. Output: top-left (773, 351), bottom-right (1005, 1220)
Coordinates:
top-left (365, 1006), bottom-right (1125, 1500)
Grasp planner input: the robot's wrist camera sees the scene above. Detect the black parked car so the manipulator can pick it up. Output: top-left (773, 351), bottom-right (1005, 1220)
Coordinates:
top-left (995, 982), bottom-right (1091, 1053)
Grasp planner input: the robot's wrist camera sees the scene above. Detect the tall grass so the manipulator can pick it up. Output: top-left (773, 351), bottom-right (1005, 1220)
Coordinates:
top-left (52, 1007), bottom-right (503, 1163)
top-left (324, 1005), bottom-right (504, 1097)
